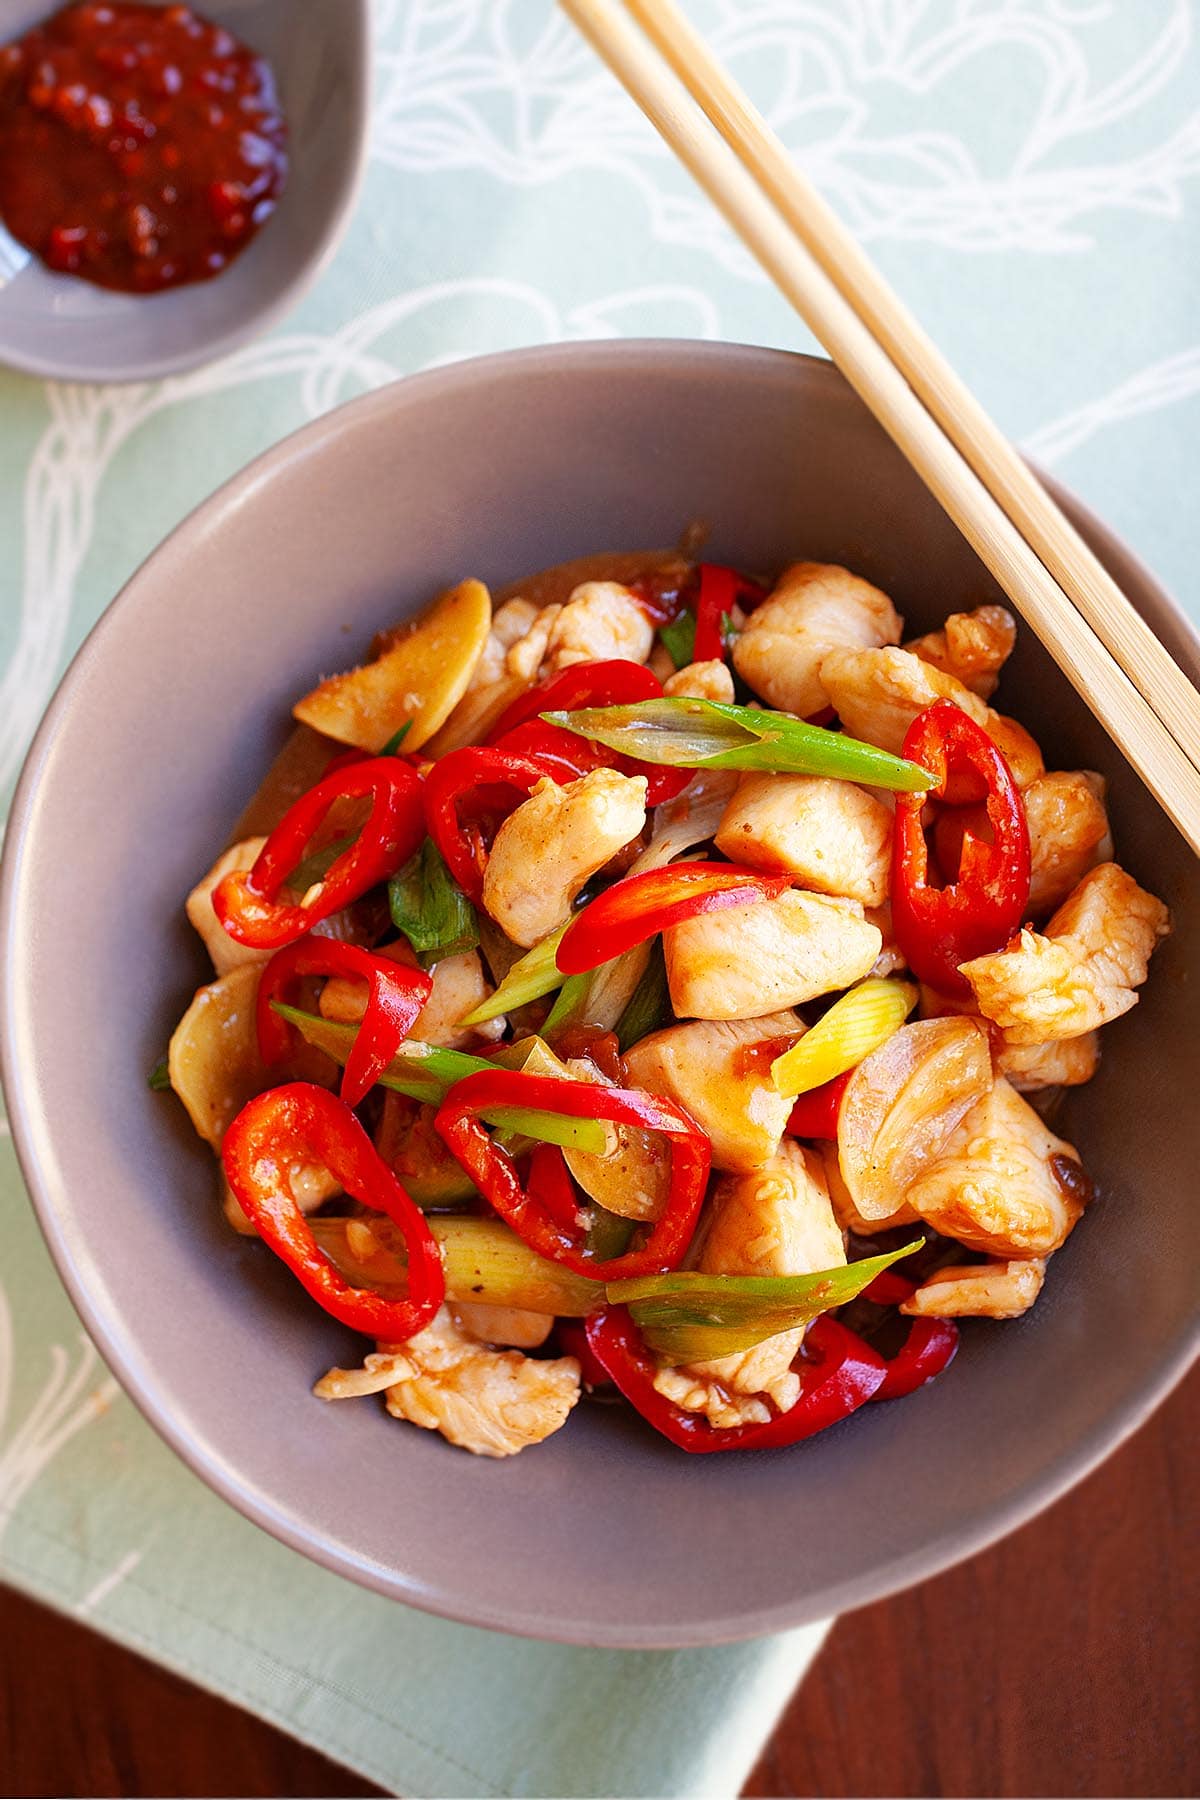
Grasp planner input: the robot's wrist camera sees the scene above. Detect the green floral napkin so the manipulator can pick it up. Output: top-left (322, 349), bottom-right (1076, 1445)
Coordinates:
top-left (2, 3), bottom-right (1198, 1794)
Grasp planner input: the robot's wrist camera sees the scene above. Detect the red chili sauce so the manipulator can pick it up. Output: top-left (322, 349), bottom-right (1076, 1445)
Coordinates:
top-left (0, 2), bottom-right (287, 293)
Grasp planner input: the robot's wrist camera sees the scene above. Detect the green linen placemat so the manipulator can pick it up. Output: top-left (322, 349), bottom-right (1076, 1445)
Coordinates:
top-left (2, 3), bottom-right (1198, 1794)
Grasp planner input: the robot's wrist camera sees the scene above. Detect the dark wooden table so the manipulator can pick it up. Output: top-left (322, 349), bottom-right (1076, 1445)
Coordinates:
top-left (2, 1364), bottom-right (1196, 1798)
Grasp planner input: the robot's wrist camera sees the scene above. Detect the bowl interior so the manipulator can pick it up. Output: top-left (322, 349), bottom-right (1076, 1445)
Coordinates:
top-left (3, 343), bottom-right (1198, 1647)
top-left (0, 0), bottom-right (369, 382)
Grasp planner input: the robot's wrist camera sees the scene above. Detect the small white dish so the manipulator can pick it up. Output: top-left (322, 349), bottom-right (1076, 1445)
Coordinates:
top-left (0, 0), bottom-right (370, 383)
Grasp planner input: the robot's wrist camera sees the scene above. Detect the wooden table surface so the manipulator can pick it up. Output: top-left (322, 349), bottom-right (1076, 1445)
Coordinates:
top-left (2, 1363), bottom-right (1196, 1799)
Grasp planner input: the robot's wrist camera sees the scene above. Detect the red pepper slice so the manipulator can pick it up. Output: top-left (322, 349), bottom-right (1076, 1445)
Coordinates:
top-left (873, 1315), bottom-right (959, 1400)
top-left (256, 941), bottom-right (433, 1108)
top-left (891, 700), bottom-right (1030, 995)
top-left (785, 1070), bottom-right (853, 1140)
top-left (494, 716), bottom-right (689, 807)
top-left (859, 1268), bottom-right (960, 1399)
top-left (692, 563), bottom-right (769, 663)
top-left (214, 758), bottom-right (425, 951)
top-left (585, 1307), bottom-right (887, 1452)
top-left (692, 563), bottom-right (738, 663)
top-left (434, 1069), bottom-right (709, 1280)
top-left (487, 660), bottom-right (664, 743)
top-left (526, 1140), bottom-right (584, 1232)
top-left (555, 861), bottom-right (792, 976)
top-left (422, 745), bottom-right (561, 906)
top-left (222, 1083), bottom-right (444, 1342)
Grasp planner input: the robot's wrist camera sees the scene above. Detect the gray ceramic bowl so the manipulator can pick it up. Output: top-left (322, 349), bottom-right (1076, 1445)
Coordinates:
top-left (2, 343), bottom-right (1197, 1648)
top-left (0, 0), bottom-right (370, 382)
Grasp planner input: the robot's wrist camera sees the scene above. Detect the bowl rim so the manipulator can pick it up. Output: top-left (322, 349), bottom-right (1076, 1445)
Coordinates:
top-left (2, 339), bottom-right (1197, 1646)
top-left (0, 0), bottom-right (373, 384)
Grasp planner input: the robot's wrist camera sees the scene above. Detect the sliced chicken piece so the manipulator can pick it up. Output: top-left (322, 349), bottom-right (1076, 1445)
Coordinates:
top-left (1024, 770), bottom-right (1111, 916)
top-left (482, 768), bottom-right (648, 948)
top-left (715, 774), bottom-right (892, 908)
top-left (818, 645), bottom-right (989, 756)
top-left (732, 561), bottom-right (903, 719)
top-left (314, 1307), bottom-right (580, 1457)
top-left (653, 1143), bottom-right (845, 1427)
top-left (905, 605), bottom-right (1016, 699)
top-left (984, 712), bottom-right (1044, 790)
top-left (543, 581), bottom-right (654, 672)
top-left (663, 658), bottom-right (736, 703)
top-left (906, 1078), bottom-right (1088, 1258)
top-left (962, 862), bottom-right (1170, 1045)
top-left (901, 1258), bottom-right (1046, 1320)
top-left (865, 901), bottom-right (908, 978)
top-left (505, 603), bottom-right (562, 681)
top-left (935, 769), bottom-right (1109, 919)
top-left (186, 837), bottom-right (270, 976)
top-left (623, 1011), bottom-right (802, 1172)
top-left (319, 945), bottom-right (506, 1049)
top-left (449, 1303), bottom-right (554, 1350)
top-left (664, 889), bottom-right (881, 1019)
top-left (998, 1032), bottom-right (1100, 1092)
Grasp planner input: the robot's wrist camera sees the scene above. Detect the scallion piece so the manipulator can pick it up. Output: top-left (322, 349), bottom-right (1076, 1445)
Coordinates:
top-left (147, 1057), bottom-right (171, 1092)
top-left (543, 970), bottom-right (593, 1032)
top-left (379, 721), bottom-right (413, 755)
top-left (287, 830), bottom-right (358, 896)
top-left (771, 978), bottom-right (918, 1098)
top-left (269, 1002), bottom-right (608, 1153)
top-left (460, 923), bottom-right (569, 1027)
top-left (480, 1104), bottom-right (608, 1155)
top-left (658, 611), bottom-right (696, 669)
top-left (389, 837), bottom-right (479, 965)
top-left (614, 941), bottom-right (670, 1052)
top-left (543, 698), bottom-right (933, 791)
top-left (607, 1240), bottom-right (923, 1363)
top-left (271, 1001), bottom-right (491, 1104)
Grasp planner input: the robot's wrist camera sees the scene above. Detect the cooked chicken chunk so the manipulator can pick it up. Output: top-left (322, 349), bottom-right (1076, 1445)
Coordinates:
top-left (1024, 771), bottom-right (1111, 916)
top-left (623, 1012), bottom-right (802, 1171)
top-left (186, 838), bottom-right (270, 976)
top-left (905, 605), bottom-right (1016, 699)
top-left (314, 1307), bottom-right (580, 1458)
top-left (818, 645), bottom-right (989, 756)
top-left (663, 658), bottom-right (736, 703)
top-left (906, 1079), bottom-right (1088, 1258)
top-left (543, 581), bottom-right (654, 672)
top-left (482, 769), bottom-right (647, 947)
top-left (962, 863), bottom-right (1170, 1044)
top-left (935, 769), bottom-right (1108, 919)
top-left (664, 889), bottom-right (881, 1019)
top-left (319, 946), bottom-right (505, 1048)
top-left (865, 902), bottom-right (908, 977)
top-left (980, 712), bottom-right (1044, 790)
top-left (998, 1032), bottom-right (1100, 1092)
top-left (653, 1143), bottom-right (846, 1427)
top-left (901, 1258), bottom-right (1046, 1319)
top-left (732, 561), bottom-right (902, 719)
top-left (715, 774), bottom-right (892, 907)
top-left (449, 1303), bottom-right (554, 1349)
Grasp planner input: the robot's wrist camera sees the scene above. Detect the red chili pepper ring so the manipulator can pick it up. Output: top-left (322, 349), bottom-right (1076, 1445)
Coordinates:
top-left (222, 1083), bottom-right (445, 1343)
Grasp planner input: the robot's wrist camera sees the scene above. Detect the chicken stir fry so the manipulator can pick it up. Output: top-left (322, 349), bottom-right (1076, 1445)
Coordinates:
top-left (162, 550), bottom-right (1170, 1458)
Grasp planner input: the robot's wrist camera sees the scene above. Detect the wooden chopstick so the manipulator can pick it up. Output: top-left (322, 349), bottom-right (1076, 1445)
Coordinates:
top-left (559, 0), bottom-right (1200, 857)
top-left (623, 0), bottom-right (1200, 784)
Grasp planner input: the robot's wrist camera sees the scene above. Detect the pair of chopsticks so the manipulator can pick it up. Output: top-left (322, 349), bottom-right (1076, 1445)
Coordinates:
top-left (560, 0), bottom-right (1200, 856)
